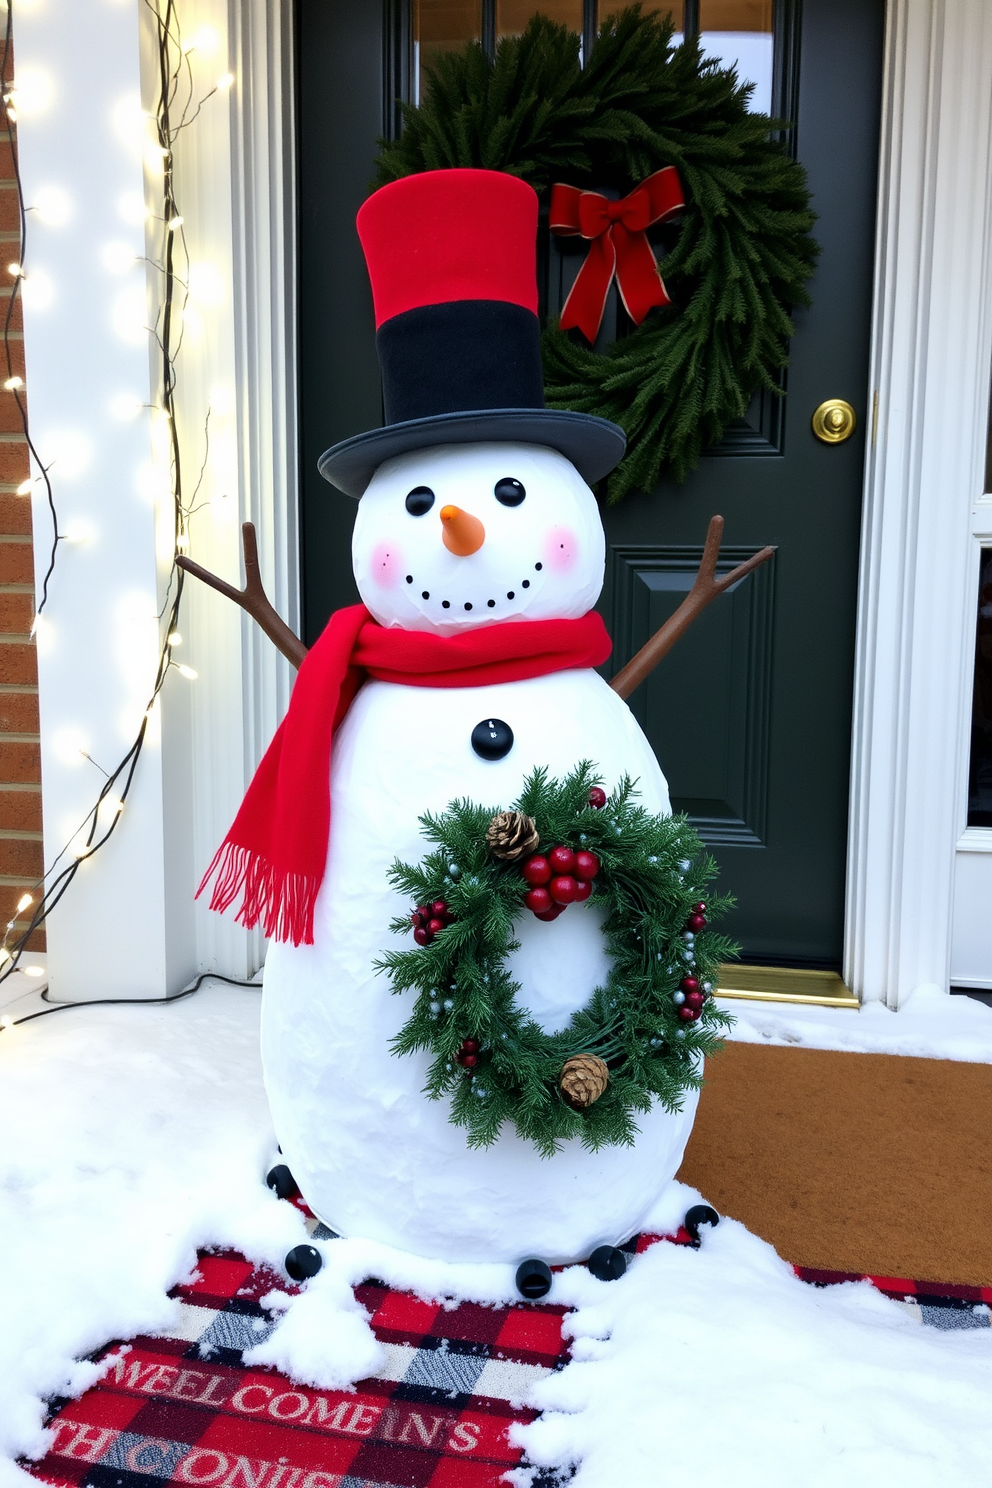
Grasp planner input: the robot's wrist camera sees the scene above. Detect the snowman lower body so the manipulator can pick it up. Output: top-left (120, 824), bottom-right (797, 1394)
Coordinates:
top-left (262, 670), bottom-right (700, 1264)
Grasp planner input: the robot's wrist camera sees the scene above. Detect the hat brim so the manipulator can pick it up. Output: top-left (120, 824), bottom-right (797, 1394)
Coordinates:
top-left (317, 408), bottom-right (626, 498)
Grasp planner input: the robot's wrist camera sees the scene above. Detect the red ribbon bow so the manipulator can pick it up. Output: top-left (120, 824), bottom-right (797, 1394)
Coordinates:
top-left (549, 167), bottom-right (685, 343)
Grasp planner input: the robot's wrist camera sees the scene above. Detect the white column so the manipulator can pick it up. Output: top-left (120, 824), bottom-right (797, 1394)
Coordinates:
top-left (14, 0), bottom-right (297, 999)
top-left (846, 0), bottom-right (992, 1006)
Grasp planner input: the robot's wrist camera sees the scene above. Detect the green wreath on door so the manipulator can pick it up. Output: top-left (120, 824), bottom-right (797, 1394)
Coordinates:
top-left (375, 6), bottom-right (819, 501)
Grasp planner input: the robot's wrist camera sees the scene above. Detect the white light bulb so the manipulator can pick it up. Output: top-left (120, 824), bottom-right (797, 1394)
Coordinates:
top-left (110, 393), bottom-right (143, 421)
top-left (0, 1015), bottom-right (13, 1030)
top-left (208, 385), bottom-right (234, 416)
top-left (15, 893), bottom-right (33, 914)
top-left (102, 241), bottom-right (139, 274)
top-left (216, 73), bottom-right (235, 91)
top-left (23, 964), bottom-right (46, 977)
top-left (177, 664), bottom-right (198, 680)
top-left (20, 270), bottom-right (53, 310)
top-left (168, 631), bottom-right (182, 646)
top-left (4, 376), bottom-right (23, 391)
top-left (9, 67), bottom-right (54, 117)
top-left (44, 431), bottom-right (90, 479)
top-left (7, 262), bottom-right (23, 277)
top-left (16, 478), bottom-right (33, 496)
top-left (167, 214), bottom-right (184, 232)
top-left (118, 193), bottom-right (150, 226)
top-left (53, 726), bottom-right (89, 766)
top-left (63, 519), bottom-right (95, 545)
top-left (33, 186), bottom-right (71, 227)
top-left (185, 24), bottom-right (221, 55)
top-left (187, 262), bottom-right (224, 306)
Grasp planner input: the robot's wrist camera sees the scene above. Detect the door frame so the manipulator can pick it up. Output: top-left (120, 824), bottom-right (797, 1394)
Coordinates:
top-left (198, 0), bottom-right (992, 1004)
top-left (845, 0), bottom-right (992, 1006)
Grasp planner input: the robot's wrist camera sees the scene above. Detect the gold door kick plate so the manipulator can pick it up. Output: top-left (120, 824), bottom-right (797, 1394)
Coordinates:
top-left (716, 963), bottom-right (860, 1008)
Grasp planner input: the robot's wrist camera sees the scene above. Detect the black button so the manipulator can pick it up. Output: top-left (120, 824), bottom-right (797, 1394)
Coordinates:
top-left (471, 718), bottom-right (513, 761)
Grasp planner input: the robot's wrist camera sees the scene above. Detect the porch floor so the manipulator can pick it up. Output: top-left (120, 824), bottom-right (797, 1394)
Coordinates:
top-left (1, 979), bottom-right (990, 1485)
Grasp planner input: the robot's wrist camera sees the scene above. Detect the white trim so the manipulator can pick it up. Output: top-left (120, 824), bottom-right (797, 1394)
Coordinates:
top-left (171, 0), bottom-right (299, 977)
top-left (956, 828), bottom-right (992, 854)
top-left (846, 0), bottom-right (992, 1007)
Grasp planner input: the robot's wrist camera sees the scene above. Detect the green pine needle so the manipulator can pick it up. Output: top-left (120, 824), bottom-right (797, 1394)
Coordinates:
top-left (375, 763), bottom-right (737, 1156)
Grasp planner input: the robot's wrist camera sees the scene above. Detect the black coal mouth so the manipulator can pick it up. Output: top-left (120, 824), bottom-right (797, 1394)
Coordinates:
top-left (404, 561), bottom-right (545, 612)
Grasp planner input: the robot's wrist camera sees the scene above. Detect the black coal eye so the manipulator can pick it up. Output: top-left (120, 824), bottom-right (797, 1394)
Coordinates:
top-left (494, 478), bottom-right (526, 507)
top-left (405, 486), bottom-right (435, 516)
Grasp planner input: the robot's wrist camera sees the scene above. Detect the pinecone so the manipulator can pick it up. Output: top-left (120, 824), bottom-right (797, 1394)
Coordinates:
top-left (486, 810), bottom-right (539, 862)
top-left (560, 1053), bottom-right (609, 1110)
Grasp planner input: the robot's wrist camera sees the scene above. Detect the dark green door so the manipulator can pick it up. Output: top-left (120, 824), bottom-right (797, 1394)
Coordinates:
top-left (296, 0), bottom-right (884, 969)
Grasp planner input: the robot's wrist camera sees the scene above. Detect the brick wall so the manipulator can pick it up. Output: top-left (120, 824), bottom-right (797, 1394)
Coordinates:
top-left (0, 94), bottom-right (44, 951)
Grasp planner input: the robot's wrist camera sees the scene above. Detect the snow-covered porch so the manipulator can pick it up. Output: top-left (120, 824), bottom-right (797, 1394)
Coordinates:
top-left (2, 0), bottom-right (992, 1482)
top-left (3, 979), bottom-right (991, 1484)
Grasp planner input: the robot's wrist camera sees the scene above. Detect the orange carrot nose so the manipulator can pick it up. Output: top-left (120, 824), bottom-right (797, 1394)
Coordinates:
top-left (440, 504), bottom-right (485, 557)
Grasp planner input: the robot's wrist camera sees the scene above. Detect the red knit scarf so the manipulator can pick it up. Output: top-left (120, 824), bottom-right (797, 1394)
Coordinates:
top-left (199, 604), bottom-right (612, 945)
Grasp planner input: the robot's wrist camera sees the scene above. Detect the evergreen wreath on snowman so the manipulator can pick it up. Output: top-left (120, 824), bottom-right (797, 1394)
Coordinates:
top-left (380, 763), bottom-right (734, 1157)
top-left (375, 5), bottom-right (820, 501)
top-left (181, 163), bottom-right (774, 1276)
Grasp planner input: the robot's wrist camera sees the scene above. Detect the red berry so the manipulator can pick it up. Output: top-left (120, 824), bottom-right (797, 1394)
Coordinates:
top-left (679, 1006), bottom-right (696, 1021)
top-left (522, 854), bottom-right (552, 886)
top-left (588, 787), bottom-right (607, 810)
top-left (685, 991), bottom-right (704, 1010)
top-left (431, 900), bottom-right (448, 918)
top-left (550, 875), bottom-right (578, 905)
top-left (574, 850), bottom-right (600, 881)
top-left (410, 912), bottom-right (422, 929)
top-left (415, 906), bottom-right (430, 923)
top-left (460, 1053), bottom-right (478, 1069)
top-left (574, 878), bottom-right (593, 902)
top-left (427, 918), bottom-right (445, 935)
top-left (413, 926), bottom-right (431, 946)
top-left (535, 905), bottom-right (565, 921)
top-left (524, 886), bottom-right (553, 914)
top-left (548, 845), bottom-right (576, 874)
top-left (680, 976), bottom-right (699, 994)
top-left (693, 902), bottom-right (707, 914)
top-left (461, 1038), bottom-right (479, 1054)
top-left (687, 913), bottom-right (706, 932)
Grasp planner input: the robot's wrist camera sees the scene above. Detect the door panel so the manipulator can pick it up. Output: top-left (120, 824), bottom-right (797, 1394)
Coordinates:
top-left (296, 0), bottom-right (884, 968)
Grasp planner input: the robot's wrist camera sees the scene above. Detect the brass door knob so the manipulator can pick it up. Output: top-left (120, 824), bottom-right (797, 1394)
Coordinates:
top-left (812, 399), bottom-right (856, 443)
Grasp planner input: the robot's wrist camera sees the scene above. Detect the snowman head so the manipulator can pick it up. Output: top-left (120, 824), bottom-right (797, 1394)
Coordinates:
top-left (352, 441), bottom-right (606, 634)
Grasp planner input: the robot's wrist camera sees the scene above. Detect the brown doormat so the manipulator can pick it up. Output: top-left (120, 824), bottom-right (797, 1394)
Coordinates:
top-left (677, 1040), bottom-right (992, 1287)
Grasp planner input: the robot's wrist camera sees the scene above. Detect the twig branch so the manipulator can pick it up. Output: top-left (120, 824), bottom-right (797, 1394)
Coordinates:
top-left (609, 516), bottom-right (776, 701)
top-left (177, 522), bottom-right (307, 669)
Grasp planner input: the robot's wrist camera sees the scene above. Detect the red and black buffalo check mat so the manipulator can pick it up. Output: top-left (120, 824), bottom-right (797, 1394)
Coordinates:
top-left (26, 1229), bottom-right (992, 1488)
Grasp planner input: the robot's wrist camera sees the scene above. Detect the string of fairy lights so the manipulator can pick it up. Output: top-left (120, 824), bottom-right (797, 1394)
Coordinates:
top-left (0, 0), bottom-right (234, 990)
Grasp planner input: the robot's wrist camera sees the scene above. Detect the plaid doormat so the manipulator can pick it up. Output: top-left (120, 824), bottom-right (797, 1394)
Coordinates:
top-left (27, 1228), bottom-right (992, 1488)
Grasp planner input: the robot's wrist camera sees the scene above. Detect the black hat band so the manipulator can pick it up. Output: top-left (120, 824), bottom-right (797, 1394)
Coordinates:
top-left (376, 300), bottom-right (545, 427)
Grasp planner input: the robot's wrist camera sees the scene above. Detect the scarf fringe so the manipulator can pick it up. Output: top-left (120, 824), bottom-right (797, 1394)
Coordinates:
top-left (197, 840), bottom-right (320, 947)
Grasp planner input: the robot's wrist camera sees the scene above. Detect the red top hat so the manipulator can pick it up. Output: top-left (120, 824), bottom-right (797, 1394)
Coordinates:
top-left (318, 169), bottom-right (625, 498)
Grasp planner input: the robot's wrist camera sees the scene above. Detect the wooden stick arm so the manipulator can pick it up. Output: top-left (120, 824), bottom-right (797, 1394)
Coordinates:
top-left (177, 515), bottom-right (773, 696)
top-left (609, 515), bottom-right (776, 701)
top-left (177, 522), bottom-right (308, 670)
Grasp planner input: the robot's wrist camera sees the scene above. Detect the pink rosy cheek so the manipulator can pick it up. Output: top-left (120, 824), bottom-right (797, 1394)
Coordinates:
top-left (369, 541), bottom-right (403, 589)
top-left (542, 526), bottom-right (579, 574)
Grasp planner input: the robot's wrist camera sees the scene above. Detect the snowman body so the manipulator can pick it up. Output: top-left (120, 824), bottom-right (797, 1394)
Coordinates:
top-left (261, 443), bottom-right (701, 1263)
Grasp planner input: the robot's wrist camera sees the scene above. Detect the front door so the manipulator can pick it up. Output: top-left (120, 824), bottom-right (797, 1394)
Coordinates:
top-left (296, 0), bottom-right (884, 970)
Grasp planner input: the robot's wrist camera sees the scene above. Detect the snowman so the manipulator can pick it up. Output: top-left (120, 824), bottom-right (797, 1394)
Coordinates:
top-left (193, 169), bottom-right (765, 1276)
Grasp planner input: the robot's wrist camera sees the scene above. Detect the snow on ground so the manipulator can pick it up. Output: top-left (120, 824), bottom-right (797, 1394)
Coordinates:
top-left (721, 983), bottom-right (992, 1063)
top-left (1, 979), bottom-right (990, 1487)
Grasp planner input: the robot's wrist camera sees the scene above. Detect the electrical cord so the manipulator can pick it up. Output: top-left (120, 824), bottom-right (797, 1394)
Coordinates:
top-left (0, 971), bottom-right (259, 1031)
